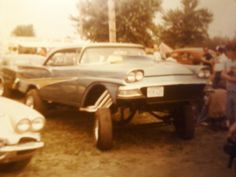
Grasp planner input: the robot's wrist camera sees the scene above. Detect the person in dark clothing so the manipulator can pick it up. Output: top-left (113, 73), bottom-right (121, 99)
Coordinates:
top-left (202, 47), bottom-right (214, 73)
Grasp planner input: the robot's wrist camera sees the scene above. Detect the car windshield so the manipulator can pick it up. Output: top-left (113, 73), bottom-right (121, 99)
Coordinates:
top-left (80, 47), bottom-right (145, 64)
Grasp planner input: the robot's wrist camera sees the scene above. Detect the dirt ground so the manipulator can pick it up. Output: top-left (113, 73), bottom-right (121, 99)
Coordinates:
top-left (0, 108), bottom-right (235, 177)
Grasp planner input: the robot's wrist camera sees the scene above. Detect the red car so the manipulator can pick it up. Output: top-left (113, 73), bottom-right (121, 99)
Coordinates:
top-left (171, 48), bottom-right (215, 65)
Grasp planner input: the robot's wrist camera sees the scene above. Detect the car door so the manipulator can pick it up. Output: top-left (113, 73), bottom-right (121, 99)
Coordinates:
top-left (40, 49), bottom-right (81, 105)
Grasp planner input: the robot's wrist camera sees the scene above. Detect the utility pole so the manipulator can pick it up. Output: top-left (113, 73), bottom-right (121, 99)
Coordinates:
top-left (79, 5), bottom-right (83, 39)
top-left (108, 0), bottom-right (116, 42)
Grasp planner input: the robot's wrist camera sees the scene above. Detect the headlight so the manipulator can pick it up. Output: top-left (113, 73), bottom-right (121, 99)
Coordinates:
top-left (31, 117), bottom-right (45, 131)
top-left (126, 72), bottom-right (136, 83)
top-left (136, 71), bottom-right (144, 81)
top-left (197, 70), bottom-right (205, 78)
top-left (204, 70), bottom-right (211, 78)
top-left (125, 70), bottom-right (144, 83)
top-left (16, 119), bottom-right (31, 133)
top-left (197, 69), bottom-right (210, 78)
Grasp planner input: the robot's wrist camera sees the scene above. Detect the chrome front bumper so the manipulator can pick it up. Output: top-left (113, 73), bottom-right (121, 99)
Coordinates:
top-left (0, 141), bottom-right (44, 163)
top-left (0, 141), bottom-right (44, 153)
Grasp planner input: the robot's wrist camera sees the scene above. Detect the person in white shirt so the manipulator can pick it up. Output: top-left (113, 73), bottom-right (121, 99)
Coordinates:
top-left (212, 46), bottom-right (229, 88)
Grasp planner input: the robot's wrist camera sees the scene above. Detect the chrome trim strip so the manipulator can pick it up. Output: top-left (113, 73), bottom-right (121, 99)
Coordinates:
top-left (80, 90), bottom-right (113, 112)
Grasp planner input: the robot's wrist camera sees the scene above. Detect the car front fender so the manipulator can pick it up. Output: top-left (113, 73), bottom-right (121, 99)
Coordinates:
top-left (80, 81), bottom-right (119, 108)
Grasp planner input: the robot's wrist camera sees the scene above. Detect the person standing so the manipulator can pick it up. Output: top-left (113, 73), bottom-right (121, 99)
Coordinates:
top-left (213, 46), bottom-right (229, 89)
top-left (202, 47), bottom-right (214, 73)
top-left (222, 45), bottom-right (236, 126)
top-left (153, 44), bottom-right (162, 61)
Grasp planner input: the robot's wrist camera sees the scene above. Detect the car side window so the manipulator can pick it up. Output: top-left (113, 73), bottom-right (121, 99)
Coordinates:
top-left (80, 51), bottom-right (106, 64)
top-left (46, 51), bottom-right (78, 66)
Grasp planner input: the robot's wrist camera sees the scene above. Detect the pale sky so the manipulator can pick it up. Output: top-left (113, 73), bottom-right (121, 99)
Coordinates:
top-left (0, 0), bottom-right (236, 40)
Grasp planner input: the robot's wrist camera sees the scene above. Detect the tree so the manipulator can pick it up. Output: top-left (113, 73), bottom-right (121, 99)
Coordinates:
top-left (160, 0), bottom-right (212, 48)
top-left (12, 24), bottom-right (35, 37)
top-left (72, 0), bottom-right (161, 46)
top-left (204, 35), bottom-right (236, 50)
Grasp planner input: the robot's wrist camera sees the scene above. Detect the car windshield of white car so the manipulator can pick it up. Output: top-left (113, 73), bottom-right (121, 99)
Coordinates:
top-left (80, 47), bottom-right (145, 64)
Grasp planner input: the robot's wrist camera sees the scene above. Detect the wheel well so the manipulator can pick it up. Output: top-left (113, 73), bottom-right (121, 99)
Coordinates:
top-left (26, 85), bottom-right (37, 93)
top-left (83, 85), bottom-right (107, 107)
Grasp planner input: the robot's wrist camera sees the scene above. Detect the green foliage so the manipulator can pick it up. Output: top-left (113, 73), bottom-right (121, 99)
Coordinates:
top-left (160, 0), bottom-right (212, 48)
top-left (72, 0), bottom-right (161, 46)
top-left (11, 24), bottom-right (35, 37)
top-left (204, 36), bottom-right (236, 50)
top-left (116, 0), bottom-right (160, 46)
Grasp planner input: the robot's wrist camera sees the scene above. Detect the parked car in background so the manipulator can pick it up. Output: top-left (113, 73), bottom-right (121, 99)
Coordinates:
top-left (0, 54), bottom-right (45, 67)
top-left (0, 96), bottom-right (45, 170)
top-left (171, 47), bottom-right (215, 65)
top-left (2, 43), bottom-right (209, 150)
top-left (0, 54), bottom-right (46, 97)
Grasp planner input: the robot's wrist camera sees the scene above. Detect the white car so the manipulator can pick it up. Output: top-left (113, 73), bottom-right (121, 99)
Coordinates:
top-left (0, 97), bottom-right (45, 170)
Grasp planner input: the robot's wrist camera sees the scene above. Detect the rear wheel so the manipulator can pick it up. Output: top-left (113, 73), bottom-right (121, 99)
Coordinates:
top-left (173, 104), bottom-right (195, 139)
top-left (25, 89), bottom-right (48, 115)
top-left (94, 108), bottom-right (113, 150)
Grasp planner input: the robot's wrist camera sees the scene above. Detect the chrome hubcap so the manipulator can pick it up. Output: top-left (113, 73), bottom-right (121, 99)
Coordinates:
top-left (94, 119), bottom-right (99, 142)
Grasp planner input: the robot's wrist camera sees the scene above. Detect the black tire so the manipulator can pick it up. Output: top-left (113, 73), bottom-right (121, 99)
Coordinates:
top-left (94, 108), bottom-right (113, 150)
top-left (0, 158), bottom-right (31, 171)
top-left (25, 89), bottom-right (48, 115)
top-left (174, 104), bottom-right (195, 139)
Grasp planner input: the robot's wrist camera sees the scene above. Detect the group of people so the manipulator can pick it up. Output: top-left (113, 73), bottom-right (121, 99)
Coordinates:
top-left (201, 45), bottom-right (236, 136)
top-left (200, 45), bottom-right (236, 169)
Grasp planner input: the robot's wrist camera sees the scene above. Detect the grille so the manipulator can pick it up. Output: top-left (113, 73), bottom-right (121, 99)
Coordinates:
top-left (18, 137), bottom-right (37, 144)
top-left (17, 138), bottom-right (37, 155)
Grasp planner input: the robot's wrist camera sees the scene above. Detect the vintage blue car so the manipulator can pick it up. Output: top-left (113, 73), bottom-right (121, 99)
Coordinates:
top-left (1, 43), bottom-right (209, 150)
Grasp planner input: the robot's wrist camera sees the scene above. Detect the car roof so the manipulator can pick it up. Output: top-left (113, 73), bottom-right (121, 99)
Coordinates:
top-left (50, 42), bottom-right (144, 52)
top-left (83, 42), bottom-right (144, 48)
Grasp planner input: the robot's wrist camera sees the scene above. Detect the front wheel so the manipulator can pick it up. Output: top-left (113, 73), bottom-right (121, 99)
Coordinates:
top-left (173, 104), bottom-right (195, 139)
top-left (25, 89), bottom-right (48, 115)
top-left (94, 108), bottom-right (113, 150)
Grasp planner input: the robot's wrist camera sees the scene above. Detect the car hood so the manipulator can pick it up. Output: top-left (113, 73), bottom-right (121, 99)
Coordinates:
top-left (84, 56), bottom-right (194, 77)
top-left (0, 97), bottom-right (43, 124)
